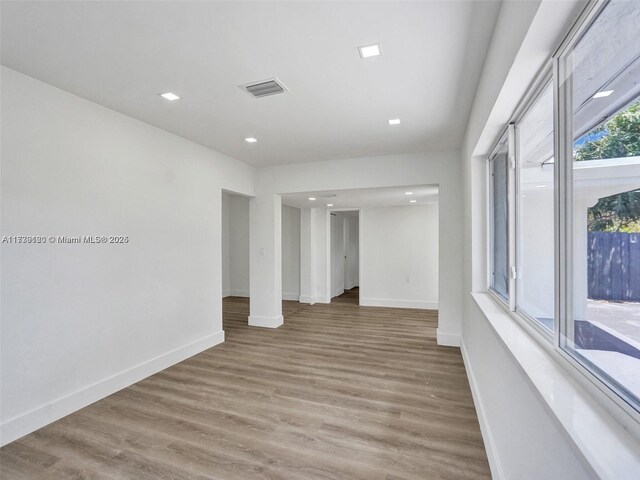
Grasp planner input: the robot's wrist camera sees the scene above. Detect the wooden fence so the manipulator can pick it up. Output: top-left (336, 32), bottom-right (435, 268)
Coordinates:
top-left (588, 232), bottom-right (640, 301)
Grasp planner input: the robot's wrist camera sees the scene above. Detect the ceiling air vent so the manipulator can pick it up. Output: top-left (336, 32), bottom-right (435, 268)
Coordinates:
top-left (241, 78), bottom-right (288, 98)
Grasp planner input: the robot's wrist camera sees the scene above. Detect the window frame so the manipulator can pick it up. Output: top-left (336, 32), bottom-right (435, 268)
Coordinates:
top-left (488, 130), bottom-right (511, 307)
top-left (513, 71), bottom-right (556, 340)
top-left (488, 70), bottom-right (557, 339)
top-left (486, 0), bottom-right (640, 428)
top-left (553, 0), bottom-right (640, 421)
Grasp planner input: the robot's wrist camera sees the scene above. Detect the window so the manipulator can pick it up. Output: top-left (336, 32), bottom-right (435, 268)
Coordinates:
top-left (488, 0), bottom-right (640, 416)
top-left (516, 82), bottom-right (555, 332)
top-left (490, 134), bottom-right (510, 302)
top-left (560, 0), bottom-right (640, 412)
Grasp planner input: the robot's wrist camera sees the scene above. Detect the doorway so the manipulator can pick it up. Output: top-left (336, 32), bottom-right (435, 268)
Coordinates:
top-left (330, 210), bottom-right (360, 305)
top-left (221, 191), bottom-right (250, 329)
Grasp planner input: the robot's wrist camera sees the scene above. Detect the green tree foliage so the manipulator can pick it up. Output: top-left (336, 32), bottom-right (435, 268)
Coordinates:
top-left (575, 101), bottom-right (640, 162)
top-left (587, 189), bottom-right (640, 232)
top-left (576, 101), bottom-right (640, 232)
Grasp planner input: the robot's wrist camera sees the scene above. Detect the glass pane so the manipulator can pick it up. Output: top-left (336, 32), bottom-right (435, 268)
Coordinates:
top-left (491, 138), bottom-right (509, 301)
top-left (565, 0), bottom-right (640, 410)
top-left (517, 84), bottom-right (554, 331)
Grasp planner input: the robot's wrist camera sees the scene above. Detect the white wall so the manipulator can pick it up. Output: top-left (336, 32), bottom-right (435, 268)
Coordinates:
top-left (463, 300), bottom-right (595, 480)
top-left (221, 192), bottom-right (231, 295)
top-left (330, 213), bottom-right (345, 298)
top-left (314, 209), bottom-right (329, 302)
top-left (299, 208), bottom-right (315, 304)
top-left (344, 214), bottom-right (359, 290)
top-left (360, 205), bottom-right (438, 310)
top-left (221, 192), bottom-right (250, 298)
top-left (459, 1), bottom-right (639, 478)
top-left (298, 207), bottom-right (330, 304)
top-left (229, 195), bottom-right (250, 296)
top-left (303, 209), bottom-right (359, 304)
top-left (248, 193), bottom-right (283, 327)
top-left (0, 67), bottom-right (255, 446)
top-left (281, 204), bottom-right (300, 300)
top-left (221, 196), bottom-right (299, 301)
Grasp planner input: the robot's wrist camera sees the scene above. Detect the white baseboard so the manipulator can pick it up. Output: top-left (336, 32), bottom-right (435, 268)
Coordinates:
top-left (297, 295), bottom-right (330, 305)
top-left (227, 289), bottom-right (249, 298)
top-left (436, 329), bottom-right (461, 347)
top-left (248, 315), bottom-right (283, 328)
top-left (0, 331), bottom-right (224, 447)
top-left (360, 298), bottom-right (438, 310)
top-left (460, 340), bottom-right (504, 479)
top-left (225, 292), bottom-right (300, 301)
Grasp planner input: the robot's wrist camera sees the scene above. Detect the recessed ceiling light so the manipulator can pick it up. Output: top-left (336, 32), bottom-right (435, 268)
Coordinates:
top-left (358, 43), bottom-right (381, 59)
top-left (409, 200), bottom-right (417, 203)
top-left (244, 137), bottom-right (257, 143)
top-left (160, 92), bottom-right (180, 101)
top-left (388, 118), bottom-right (401, 125)
top-left (327, 203), bottom-right (334, 207)
top-left (308, 197), bottom-right (316, 201)
top-left (405, 191), bottom-right (413, 195)
top-left (593, 90), bottom-right (614, 98)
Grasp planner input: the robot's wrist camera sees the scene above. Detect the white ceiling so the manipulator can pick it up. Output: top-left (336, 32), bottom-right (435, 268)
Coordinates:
top-left (281, 185), bottom-right (439, 209)
top-left (0, 1), bottom-right (501, 167)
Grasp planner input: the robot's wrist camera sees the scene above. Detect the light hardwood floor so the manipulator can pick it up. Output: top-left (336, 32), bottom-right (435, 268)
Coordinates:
top-left (331, 287), bottom-right (359, 305)
top-left (0, 296), bottom-right (490, 479)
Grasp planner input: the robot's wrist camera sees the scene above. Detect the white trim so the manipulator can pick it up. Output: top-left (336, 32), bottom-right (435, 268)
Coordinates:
top-left (360, 297), bottom-right (438, 310)
top-left (248, 315), bottom-right (283, 328)
top-left (507, 123), bottom-right (517, 312)
top-left (299, 295), bottom-right (331, 305)
top-left (282, 292), bottom-right (299, 301)
top-left (228, 289), bottom-right (250, 298)
top-left (0, 331), bottom-right (225, 447)
top-left (436, 329), bottom-right (461, 347)
top-left (460, 340), bottom-right (504, 480)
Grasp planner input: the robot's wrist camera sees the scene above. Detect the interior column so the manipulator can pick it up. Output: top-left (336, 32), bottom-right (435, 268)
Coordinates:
top-left (248, 193), bottom-right (283, 327)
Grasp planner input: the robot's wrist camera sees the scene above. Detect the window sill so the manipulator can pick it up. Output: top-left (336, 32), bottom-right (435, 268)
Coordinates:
top-left (470, 292), bottom-right (640, 479)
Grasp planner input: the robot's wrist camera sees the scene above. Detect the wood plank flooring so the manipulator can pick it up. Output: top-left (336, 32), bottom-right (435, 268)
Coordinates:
top-left (0, 298), bottom-right (490, 480)
top-left (332, 287), bottom-right (359, 305)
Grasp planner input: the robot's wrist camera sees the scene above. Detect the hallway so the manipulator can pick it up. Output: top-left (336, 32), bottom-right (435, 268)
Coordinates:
top-left (332, 287), bottom-right (359, 305)
top-left (1, 298), bottom-right (489, 480)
